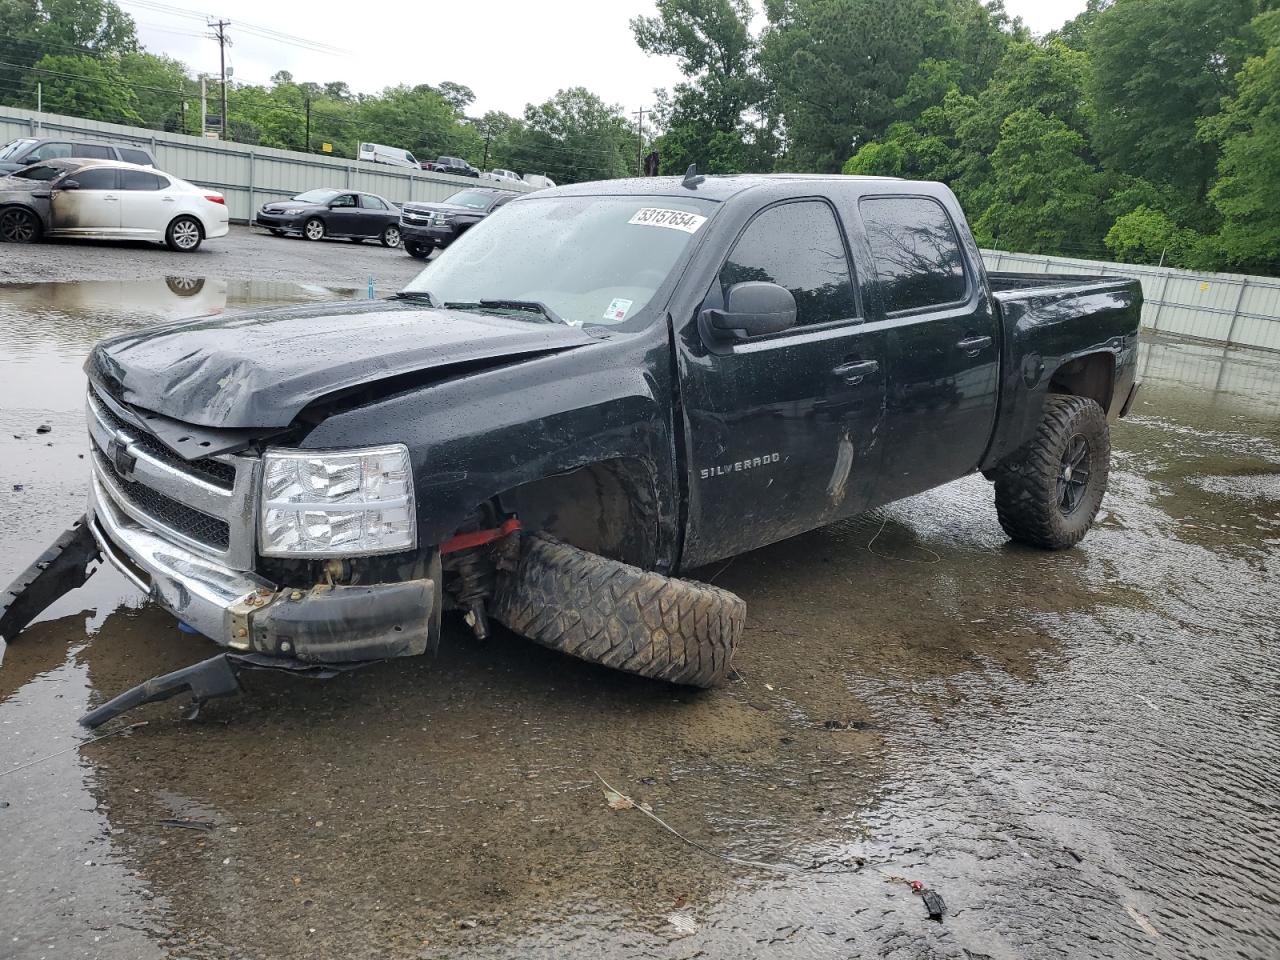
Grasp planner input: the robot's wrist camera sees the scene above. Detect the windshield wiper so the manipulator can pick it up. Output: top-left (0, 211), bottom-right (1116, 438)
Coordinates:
top-left (392, 290), bottom-right (439, 307)
top-left (444, 299), bottom-right (569, 325)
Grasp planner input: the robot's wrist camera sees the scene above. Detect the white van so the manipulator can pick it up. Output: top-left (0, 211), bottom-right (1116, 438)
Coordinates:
top-left (358, 143), bottom-right (420, 169)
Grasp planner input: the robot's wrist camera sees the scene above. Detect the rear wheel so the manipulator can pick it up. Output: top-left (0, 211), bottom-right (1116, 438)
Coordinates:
top-left (405, 241), bottom-right (429, 260)
top-left (381, 224), bottom-right (401, 248)
top-left (993, 395), bottom-right (1110, 549)
top-left (0, 207), bottom-right (41, 243)
top-left (303, 217), bottom-right (326, 241)
top-left (492, 533), bottom-right (745, 688)
top-left (165, 216), bottom-right (203, 252)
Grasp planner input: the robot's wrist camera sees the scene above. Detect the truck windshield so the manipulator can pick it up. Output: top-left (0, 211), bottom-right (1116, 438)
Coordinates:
top-left (403, 195), bottom-right (717, 326)
top-left (442, 189), bottom-right (497, 209)
top-left (0, 138), bottom-right (35, 161)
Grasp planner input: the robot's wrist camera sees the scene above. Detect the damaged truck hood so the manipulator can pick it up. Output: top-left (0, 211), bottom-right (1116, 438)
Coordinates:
top-left (87, 298), bottom-right (595, 429)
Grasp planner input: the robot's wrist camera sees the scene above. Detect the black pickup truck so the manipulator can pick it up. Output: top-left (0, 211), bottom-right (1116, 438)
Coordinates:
top-left (1, 172), bottom-right (1142, 725)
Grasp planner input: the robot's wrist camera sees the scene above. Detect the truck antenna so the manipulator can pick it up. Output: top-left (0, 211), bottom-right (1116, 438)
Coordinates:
top-left (681, 163), bottom-right (706, 189)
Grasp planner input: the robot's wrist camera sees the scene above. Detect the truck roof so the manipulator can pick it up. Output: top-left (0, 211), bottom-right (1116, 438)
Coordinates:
top-left (546, 173), bottom-right (906, 203)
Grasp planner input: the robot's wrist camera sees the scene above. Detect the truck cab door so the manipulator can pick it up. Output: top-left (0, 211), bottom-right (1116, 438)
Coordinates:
top-left (50, 166), bottom-right (121, 235)
top-left (850, 194), bottom-right (1000, 503)
top-left (677, 198), bottom-right (889, 569)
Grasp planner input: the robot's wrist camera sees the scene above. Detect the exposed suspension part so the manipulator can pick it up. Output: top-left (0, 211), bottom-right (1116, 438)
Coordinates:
top-left (440, 515), bottom-right (521, 640)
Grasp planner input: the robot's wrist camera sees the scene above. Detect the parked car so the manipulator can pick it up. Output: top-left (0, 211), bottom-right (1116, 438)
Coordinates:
top-left (426, 156), bottom-right (480, 178)
top-left (254, 189), bottom-right (402, 246)
top-left (398, 186), bottom-right (516, 258)
top-left (1, 173), bottom-right (1144, 727)
top-left (0, 158), bottom-right (227, 251)
top-left (522, 173), bottom-right (556, 189)
top-left (484, 168), bottom-right (522, 184)
top-left (357, 142), bottom-right (420, 169)
top-left (0, 137), bottom-right (155, 174)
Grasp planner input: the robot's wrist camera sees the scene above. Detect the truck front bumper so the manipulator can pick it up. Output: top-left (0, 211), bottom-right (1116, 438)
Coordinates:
top-left (88, 473), bottom-right (436, 663)
top-left (399, 221), bottom-right (455, 246)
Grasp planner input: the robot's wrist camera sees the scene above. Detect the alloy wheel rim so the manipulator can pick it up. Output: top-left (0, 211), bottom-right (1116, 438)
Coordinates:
top-left (307, 221), bottom-right (323, 239)
top-left (173, 221), bottom-right (199, 249)
top-left (1, 210), bottom-right (34, 242)
top-left (385, 227), bottom-right (400, 247)
top-left (1058, 434), bottom-right (1092, 515)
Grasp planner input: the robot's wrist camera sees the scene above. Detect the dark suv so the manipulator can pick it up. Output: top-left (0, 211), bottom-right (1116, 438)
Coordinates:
top-left (427, 156), bottom-right (480, 178)
top-left (0, 137), bottom-right (155, 174)
top-left (399, 187), bottom-right (517, 258)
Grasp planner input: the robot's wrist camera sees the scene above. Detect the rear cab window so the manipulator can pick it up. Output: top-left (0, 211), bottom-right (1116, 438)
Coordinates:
top-left (859, 196), bottom-right (968, 314)
top-left (719, 199), bottom-right (859, 329)
top-left (118, 148), bottom-right (153, 166)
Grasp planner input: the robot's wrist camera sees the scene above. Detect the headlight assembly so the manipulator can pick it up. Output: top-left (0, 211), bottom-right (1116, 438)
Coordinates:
top-left (259, 444), bottom-right (416, 557)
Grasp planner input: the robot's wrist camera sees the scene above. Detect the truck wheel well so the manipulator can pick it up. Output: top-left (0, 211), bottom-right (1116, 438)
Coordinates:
top-left (495, 458), bottom-right (658, 568)
top-left (1049, 353), bottom-right (1114, 412)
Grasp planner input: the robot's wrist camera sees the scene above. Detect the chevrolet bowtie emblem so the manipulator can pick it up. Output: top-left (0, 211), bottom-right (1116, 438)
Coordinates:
top-left (107, 435), bottom-right (138, 482)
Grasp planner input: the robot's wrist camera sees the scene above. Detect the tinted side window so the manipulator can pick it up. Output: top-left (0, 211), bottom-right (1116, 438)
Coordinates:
top-left (28, 142), bottom-right (71, 161)
top-left (720, 200), bottom-right (858, 328)
top-left (120, 170), bottom-right (163, 190)
top-left (72, 167), bottom-right (119, 190)
top-left (72, 143), bottom-right (112, 159)
top-left (330, 194), bottom-right (357, 207)
top-left (118, 148), bottom-right (152, 165)
top-left (360, 194), bottom-right (387, 210)
top-left (860, 197), bottom-right (967, 314)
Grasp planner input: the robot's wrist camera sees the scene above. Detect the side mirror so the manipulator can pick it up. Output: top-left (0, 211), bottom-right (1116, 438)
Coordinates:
top-left (703, 281), bottom-right (797, 340)
top-left (58, 178), bottom-right (80, 191)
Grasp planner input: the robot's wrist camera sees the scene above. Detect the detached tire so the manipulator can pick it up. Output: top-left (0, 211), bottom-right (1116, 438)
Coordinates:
top-left (492, 533), bottom-right (745, 688)
top-left (993, 395), bottom-right (1110, 550)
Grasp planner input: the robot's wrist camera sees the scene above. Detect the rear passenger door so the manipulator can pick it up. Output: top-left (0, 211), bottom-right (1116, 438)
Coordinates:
top-left (358, 193), bottom-right (391, 235)
top-left (118, 169), bottom-right (170, 238)
top-left (853, 195), bottom-right (1000, 502)
top-left (678, 198), bottom-right (889, 567)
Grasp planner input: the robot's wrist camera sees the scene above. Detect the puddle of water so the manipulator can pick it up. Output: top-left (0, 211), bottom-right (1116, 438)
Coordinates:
top-left (1, 287), bottom-right (1278, 960)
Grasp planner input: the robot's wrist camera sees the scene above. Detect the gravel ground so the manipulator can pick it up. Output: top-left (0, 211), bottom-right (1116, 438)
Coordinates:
top-left (0, 225), bottom-right (427, 289)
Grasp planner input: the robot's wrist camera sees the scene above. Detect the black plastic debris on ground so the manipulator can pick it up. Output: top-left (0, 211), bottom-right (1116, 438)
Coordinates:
top-left (921, 888), bottom-right (946, 921)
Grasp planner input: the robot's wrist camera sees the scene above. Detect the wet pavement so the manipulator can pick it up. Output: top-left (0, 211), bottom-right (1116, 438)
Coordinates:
top-left (1, 279), bottom-right (1277, 960)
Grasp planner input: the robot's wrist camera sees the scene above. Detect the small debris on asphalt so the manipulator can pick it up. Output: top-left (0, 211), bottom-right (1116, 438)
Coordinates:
top-left (1124, 904), bottom-right (1159, 939)
top-left (11, 484), bottom-right (22, 491)
top-left (921, 889), bottom-right (946, 921)
top-left (667, 912), bottom-right (698, 935)
top-left (36, 424), bottom-right (51, 434)
top-left (159, 818), bottom-right (215, 832)
top-left (457, 918), bottom-right (478, 930)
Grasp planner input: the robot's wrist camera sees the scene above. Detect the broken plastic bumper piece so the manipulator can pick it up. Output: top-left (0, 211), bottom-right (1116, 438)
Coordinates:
top-left (0, 521), bottom-right (101, 644)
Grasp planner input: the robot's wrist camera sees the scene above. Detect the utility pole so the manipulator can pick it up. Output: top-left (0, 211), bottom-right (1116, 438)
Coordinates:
top-left (631, 106), bottom-right (646, 176)
top-left (208, 18), bottom-right (231, 141)
top-left (199, 75), bottom-right (207, 135)
top-left (305, 98), bottom-right (311, 152)
top-left (482, 130), bottom-right (491, 169)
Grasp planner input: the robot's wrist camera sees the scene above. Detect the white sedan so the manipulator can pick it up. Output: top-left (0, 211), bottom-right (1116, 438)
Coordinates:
top-left (0, 158), bottom-right (229, 251)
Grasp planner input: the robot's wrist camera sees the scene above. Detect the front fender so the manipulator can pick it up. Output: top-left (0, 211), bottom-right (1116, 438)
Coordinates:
top-left (296, 326), bottom-right (680, 568)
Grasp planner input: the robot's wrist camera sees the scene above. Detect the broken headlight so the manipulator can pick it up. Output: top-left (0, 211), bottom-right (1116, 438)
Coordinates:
top-left (259, 445), bottom-right (416, 558)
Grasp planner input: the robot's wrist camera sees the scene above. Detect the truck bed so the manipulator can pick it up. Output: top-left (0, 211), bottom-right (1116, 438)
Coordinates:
top-left (987, 271), bottom-right (1139, 301)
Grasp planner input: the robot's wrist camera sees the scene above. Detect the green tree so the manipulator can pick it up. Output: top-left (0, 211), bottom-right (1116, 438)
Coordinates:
top-left (119, 51), bottom-right (191, 132)
top-left (0, 0), bottom-right (137, 108)
top-left (1105, 205), bottom-right (1202, 265)
top-left (505, 87), bottom-right (635, 184)
top-left (1088, 0), bottom-right (1264, 199)
top-left (1203, 10), bottom-right (1280, 273)
top-left (973, 109), bottom-right (1107, 256)
top-left (25, 52), bottom-right (141, 123)
top-left (632, 0), bottom-right (773, 173)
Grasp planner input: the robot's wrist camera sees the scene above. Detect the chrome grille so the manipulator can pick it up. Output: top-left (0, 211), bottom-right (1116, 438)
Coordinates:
top-left (86, 388), bottom-right (260, 570)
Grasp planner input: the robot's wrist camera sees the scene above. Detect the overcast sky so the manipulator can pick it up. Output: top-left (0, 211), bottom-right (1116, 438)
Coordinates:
top-left (129, 0), bottom-right (1088, 118)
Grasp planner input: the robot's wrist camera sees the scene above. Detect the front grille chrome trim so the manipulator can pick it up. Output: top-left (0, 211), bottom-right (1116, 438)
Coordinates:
top-left (86, 390), bottom-right (261, 571)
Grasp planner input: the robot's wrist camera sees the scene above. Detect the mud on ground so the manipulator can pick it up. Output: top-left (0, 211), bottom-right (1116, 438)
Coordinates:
top-left (0, 274), bottom-right (1277, 960)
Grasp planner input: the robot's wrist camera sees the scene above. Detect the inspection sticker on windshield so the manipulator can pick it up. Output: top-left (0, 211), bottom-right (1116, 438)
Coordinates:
top-left (603, 298), bottom-right (634, 321)
top-left (628, 207), bottom-right (707, 233)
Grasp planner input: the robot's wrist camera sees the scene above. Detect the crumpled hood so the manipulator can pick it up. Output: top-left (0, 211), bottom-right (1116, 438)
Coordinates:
top-left (87, 298), bottom-right (595, 429)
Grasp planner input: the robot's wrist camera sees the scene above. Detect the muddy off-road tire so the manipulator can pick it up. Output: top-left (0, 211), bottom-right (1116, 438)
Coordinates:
top-left (993, 395), bottom-right (1110, 550)
top-left (492, 534), bottom-right (745, 688)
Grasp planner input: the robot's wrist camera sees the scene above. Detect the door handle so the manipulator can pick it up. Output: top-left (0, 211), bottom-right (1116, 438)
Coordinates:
top-left (161, 196), bottom-right (175, 202)
top-left (104, 195), bottom-right (119, 201)
top-left (832, 359), bottom-right (880, 384)
top-left (957, 335), bottom-right (993, 355)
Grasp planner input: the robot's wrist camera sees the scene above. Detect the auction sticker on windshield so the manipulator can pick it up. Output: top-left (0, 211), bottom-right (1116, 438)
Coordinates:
top-left (628, 207), bottom-right (707, 233)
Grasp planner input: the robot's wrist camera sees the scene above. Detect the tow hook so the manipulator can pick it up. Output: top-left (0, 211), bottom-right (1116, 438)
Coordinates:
top-left (79, 652), bottom-right (369, 729)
